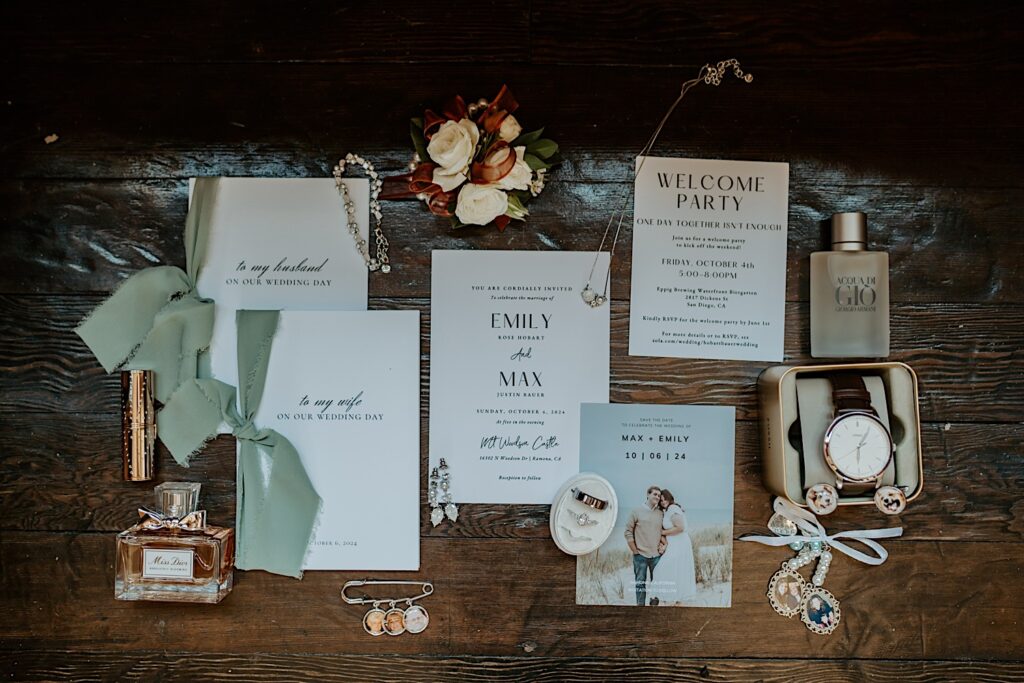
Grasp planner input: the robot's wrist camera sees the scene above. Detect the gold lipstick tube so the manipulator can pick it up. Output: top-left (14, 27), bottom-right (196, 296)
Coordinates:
top-left (121, 370), bottom-right (155, 481)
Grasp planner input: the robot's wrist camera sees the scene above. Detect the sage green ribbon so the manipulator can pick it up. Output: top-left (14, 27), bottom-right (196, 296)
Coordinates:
top-left (75, 178), bottom-right (219, 403)
top-left (157, 310), bottom-right (322, 578)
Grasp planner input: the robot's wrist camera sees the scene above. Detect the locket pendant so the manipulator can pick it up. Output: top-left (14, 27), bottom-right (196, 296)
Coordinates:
top-left (404, 604), bottom-right (430, 634)
top-left (383, 606), bottom-right (407, 636)
top-left (800, 587), bottom-right (842, 635)
top-left (362, 606), bottom-right (387, 636)
top-left (767, 565), bottom-right (806, 618)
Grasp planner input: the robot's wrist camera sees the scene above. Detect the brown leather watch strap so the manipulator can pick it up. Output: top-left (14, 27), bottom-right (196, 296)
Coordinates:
top-left (829, 373), bottom-right (875, 414)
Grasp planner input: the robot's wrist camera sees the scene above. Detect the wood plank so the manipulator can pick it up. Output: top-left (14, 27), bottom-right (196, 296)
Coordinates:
top-left (1, 532), bottom-right (1022, 660)
top-left (4, 651), bottom-right (1024, 682)
top-left (530, 3), bottom-right (1024, 70)
top-left (3, 65), bottom-right (1021, 188)
top-left (3, 180), bottom-right (1022, 303)
top-left (4, 1), bottom-right (1020, 74)
top-left (1, 2), bottom-right (530, 64)
top-left (1, 411), bottom-right (1020, 544)
top-left (1, 295), bottom-right (1019, 421)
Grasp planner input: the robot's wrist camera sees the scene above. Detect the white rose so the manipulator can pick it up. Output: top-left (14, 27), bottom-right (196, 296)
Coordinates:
top-left (427, 119), bottom-right (479, 192)
top-left (498, 114), bottom-right (522, 142)
top-left (455, 184), bottom-right (509, 226)
top-left (494, 145), bottom-right (532, 192)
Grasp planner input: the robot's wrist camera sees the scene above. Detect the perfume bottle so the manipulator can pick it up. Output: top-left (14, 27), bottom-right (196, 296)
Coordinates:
top-left (810, 212), bottom-right (890, 358)
top-left (115, 482), bottom-right (234, 603)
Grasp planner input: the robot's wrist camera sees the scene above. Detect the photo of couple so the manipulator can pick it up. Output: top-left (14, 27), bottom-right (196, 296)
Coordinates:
top-left (575, 403), bottom-right (735, 609)
top-left (626, 485), bottom-right (696, 606)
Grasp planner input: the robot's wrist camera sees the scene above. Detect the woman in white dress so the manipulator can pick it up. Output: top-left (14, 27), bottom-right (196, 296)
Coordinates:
top-left (650, 489), bottom-right (697, 605)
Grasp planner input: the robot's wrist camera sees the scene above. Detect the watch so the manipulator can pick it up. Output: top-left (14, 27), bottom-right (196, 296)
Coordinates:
top-left (815, 374), bottom-right (905, 515)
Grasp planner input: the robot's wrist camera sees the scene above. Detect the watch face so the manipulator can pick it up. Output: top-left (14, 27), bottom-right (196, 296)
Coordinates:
top-left (825, 413), bottom-right (892, 481)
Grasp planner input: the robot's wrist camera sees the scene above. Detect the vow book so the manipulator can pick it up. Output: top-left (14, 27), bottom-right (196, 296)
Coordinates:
top-left (254, 310), bottom-right (421, 570)
top-left (191, 178), bottom-right (370, 388)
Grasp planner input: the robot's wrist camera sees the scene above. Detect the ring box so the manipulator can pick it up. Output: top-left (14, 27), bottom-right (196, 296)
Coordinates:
top-left (757, 362), bottom-right (924, 509)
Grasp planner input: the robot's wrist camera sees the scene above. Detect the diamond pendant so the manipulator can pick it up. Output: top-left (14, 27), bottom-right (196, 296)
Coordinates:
top-left (581, 285), bottom-right (597, 304)
top-left (430, 507), bottom-right (444, 527)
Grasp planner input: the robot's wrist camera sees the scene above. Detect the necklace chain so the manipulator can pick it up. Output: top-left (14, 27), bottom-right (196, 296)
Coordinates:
top-left (581, 59), bottom-right (752, 307)
top-left (333, 153), bottom-right (391, 273)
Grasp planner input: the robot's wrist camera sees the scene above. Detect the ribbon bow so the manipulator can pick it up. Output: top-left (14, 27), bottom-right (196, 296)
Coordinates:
top-left (157, 310), bottom-right (322, 579)
top-left (76, 179), bottom-right (220, 405)
top-left (741, 497), bottom-right (903, 566)
top-left (137, 507), bottom-right (207, 531)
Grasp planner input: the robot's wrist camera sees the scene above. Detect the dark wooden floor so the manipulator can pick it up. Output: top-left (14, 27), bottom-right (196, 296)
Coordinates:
top-left (2, 3), bottom-right (1023, 681)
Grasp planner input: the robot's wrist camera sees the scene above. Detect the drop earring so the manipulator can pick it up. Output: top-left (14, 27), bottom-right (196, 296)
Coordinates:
top-left (428, 459), bottom-right (459, 526)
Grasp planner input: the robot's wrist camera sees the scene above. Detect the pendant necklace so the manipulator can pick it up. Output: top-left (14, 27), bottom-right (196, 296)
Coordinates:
top-left (333, 153), bottom-right (392, 273)
top-left (580, 59), bottom-right (753, 308)
top-left (742, 497), bottom-right (903, 637)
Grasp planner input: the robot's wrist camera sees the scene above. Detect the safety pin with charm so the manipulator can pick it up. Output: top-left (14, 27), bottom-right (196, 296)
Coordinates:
top-left (341, 580), bottom-right (435, 637)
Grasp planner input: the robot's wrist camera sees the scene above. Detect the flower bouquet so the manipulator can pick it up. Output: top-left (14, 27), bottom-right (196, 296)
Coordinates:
top-left (382, 85), bottom-right (560, 231)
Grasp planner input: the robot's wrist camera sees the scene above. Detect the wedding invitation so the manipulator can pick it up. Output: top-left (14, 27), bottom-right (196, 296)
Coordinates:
top-left (628, 157), bottom-right (789, 361)
top-left (254, 310), bottom-right (420, 570)
top-left (191, 178), bottom-right (370, 388)
top-left (429, 250), bottom-right (610, 504)
top-left (576, 403), bottom-right (735, 608)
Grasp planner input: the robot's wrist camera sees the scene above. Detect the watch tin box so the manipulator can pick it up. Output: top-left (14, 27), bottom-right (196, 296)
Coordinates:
top-left (757, 362), bottom-right (923, 509)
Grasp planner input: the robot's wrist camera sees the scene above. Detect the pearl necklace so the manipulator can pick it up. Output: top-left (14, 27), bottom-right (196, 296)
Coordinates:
top-left (581, 59), bottom-right (752, 307)
top-left (332, 153), bottom-right (391, 273)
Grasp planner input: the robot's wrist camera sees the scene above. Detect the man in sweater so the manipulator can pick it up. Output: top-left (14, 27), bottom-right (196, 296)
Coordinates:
top-left (625, 485), bottom-right (665, 606)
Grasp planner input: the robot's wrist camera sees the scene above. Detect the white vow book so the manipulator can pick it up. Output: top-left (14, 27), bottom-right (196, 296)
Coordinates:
top-left (429, 250), bottom-right (610, 504)
top-left (254, 310), bottom-right (421, 571)
top-left (192, 178), bottom-right (370, 388)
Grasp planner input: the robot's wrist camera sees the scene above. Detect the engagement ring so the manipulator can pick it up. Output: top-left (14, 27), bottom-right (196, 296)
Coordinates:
top-left (571, 511), bottom-right (599, 527)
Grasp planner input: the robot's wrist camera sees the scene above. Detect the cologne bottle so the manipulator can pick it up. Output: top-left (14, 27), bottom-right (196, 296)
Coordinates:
top-left (810, 212), bottom-right (890, 358)
top-left (115, 482), bottom-right (234, 603)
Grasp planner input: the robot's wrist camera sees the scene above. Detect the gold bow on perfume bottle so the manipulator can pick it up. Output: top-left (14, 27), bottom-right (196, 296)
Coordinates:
top-left (136, 507), bottom-right (207, 531)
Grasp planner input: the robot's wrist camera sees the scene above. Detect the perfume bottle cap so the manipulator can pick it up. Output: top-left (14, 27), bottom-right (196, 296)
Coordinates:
top-left (155, 482), bottom-right (201, 518)
top-left (830, 212), bottom-right (868, 251)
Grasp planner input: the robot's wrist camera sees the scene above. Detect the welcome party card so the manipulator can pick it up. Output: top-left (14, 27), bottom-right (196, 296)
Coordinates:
top-left (629, 157), bottom-right (789, 362)
top-left (255, 310), bottom-right (421, 570)
top-left (429, 250), bottom-right (610, 504)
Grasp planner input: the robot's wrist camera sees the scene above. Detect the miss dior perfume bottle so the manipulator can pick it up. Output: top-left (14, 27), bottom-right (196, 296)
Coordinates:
top-left (810, 212), bottom-right (890, 358)
top-left (115, 482), bottom-right (234, 603)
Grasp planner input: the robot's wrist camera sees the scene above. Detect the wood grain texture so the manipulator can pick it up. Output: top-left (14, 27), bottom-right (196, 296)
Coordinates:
top-left (3, 180), bottom-right (1022, 303)
top-left (4, 651), bottom-right (1024, 682)
top-left (2, 3), bottom-right (1023, 675)
top-left (1, 411), bottom-right (1021, 544)
top-left (1, 296), bottom-right (1020, 422)
top-left (3, 65), bottom-right (1021, 189)
top-left (530, 3), bottom-right (1024, 70)
top-left (1, 2), bottom-right (531, 64)
top-left (2, 532), bottom-right (1023, 660)
top-left (4, 1), bottom-right (1020, 72)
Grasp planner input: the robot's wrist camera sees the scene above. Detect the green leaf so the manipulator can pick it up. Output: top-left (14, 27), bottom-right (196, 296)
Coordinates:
top-left (528, 138), bottom-right (559, 159)
top-left (524, 153), bottom-right (548, 171)
top-left (512, 127), bottom-right (544, 147)
top-left (410, 118), bottom-right (429, 163)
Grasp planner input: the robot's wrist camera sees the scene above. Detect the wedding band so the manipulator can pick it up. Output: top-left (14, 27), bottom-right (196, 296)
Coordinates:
top-left (571, 487), bottom-right (607, 510)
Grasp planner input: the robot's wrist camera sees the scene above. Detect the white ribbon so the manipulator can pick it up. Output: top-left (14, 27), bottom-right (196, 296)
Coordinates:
top-left (740, 497), bottom-right (903, 566)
